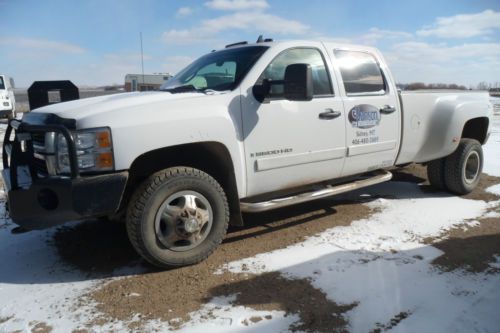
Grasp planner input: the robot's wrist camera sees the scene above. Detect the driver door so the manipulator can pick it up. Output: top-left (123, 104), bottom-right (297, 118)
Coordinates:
top-left (241, 47), bottom-right (346, 197)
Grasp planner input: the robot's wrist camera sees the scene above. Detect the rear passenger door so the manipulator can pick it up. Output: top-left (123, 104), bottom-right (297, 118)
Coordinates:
top-left (331, 49), bottom-right (400, 176)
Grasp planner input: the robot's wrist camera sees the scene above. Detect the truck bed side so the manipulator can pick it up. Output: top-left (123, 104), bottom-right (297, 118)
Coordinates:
top-left (396, 90), bottom-right (491, 165)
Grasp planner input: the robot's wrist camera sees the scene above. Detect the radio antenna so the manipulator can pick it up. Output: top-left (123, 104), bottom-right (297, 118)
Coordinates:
top-left (140, 32), bottom-right (145, 85)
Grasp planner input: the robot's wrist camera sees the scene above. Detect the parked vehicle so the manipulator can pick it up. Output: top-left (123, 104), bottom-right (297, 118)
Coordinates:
top-left (0, 75), bottom-right (16, 119)
top-left (2, 39), bottom-right (493, 268)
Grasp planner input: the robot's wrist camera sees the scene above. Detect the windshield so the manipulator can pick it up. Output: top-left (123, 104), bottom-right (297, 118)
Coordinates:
top-left (0, 77), bottom-right (5, 90)
top-left (161, 46), bottom-right (269, 92)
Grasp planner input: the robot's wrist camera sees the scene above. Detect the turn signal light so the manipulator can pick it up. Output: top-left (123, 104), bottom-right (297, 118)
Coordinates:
top-left (96, 152), bottom-right (114, 169)
top-left (96, 131), bottom-right (112, 148)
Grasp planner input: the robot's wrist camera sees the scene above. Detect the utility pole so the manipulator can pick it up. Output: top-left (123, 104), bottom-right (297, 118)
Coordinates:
top-left (140, 32), bottom-right (145, 87)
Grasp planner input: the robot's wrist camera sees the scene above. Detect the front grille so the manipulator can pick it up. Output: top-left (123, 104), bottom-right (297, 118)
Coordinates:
top-left (33, 156), bottom-right (49, 176)
top-left (32, 133), bottom-right (46, 148)
top-left (31, 132), bottom-right (50, 177)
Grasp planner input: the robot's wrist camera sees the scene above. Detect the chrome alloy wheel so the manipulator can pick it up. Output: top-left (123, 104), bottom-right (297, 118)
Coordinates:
top-left (154, 190), bottom-right (213, 251)
top-left (463, 150), bottom-right (481, 185)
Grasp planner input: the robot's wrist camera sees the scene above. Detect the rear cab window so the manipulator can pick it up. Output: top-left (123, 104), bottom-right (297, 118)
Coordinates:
top-left (334, 50), bottom-right (386, 96)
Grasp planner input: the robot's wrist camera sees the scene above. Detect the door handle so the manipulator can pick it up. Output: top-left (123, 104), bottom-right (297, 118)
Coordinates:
top-left (319, 109), bottom-right (341, 120)
top-left (380, 105), bottom-right (396, 114)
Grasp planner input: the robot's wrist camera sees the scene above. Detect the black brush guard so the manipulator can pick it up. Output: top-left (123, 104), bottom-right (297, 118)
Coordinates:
top-left (2, 117), bottom-right (128, 230)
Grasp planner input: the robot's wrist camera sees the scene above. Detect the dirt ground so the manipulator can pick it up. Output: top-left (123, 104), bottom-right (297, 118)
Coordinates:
top-left (35, 164), bottom-right (497, 332)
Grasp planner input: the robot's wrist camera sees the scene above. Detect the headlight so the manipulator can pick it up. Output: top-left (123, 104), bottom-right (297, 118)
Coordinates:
top-left (56, 127), bottom-right (114, 174)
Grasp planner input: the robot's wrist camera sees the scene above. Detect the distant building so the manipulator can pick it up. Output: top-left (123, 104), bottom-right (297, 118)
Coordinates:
top-left (124, 73), bottom-right (172, 92)
top-left (490, 88), bottom-right (500, 97)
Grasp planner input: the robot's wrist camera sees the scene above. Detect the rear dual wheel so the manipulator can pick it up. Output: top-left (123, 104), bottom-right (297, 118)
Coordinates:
top-left (126, 167), bottom-right (229, 268)
top-left (427, 138), bottom-right (483, 195)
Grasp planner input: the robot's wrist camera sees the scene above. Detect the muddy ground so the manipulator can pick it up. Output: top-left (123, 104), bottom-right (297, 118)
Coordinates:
top-left (31, 164), bottom-right (498, 332)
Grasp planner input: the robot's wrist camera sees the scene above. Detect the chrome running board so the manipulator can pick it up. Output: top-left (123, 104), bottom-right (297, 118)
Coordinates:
top-left (240, 170), bottom-right (392, 213)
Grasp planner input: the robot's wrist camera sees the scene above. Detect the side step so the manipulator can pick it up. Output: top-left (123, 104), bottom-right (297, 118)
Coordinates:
top-left (240, 170), bottom-right (392, 213)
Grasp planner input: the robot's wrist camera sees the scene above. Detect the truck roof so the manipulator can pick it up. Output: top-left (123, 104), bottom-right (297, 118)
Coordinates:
top-left (221, 39), bottom-right (379, 54)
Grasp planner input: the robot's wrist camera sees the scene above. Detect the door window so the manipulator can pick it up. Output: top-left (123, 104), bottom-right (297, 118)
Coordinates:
top-left (334, 50), bottom-right (386, 96)
top-left (258, 48), bottom-right (333, 98)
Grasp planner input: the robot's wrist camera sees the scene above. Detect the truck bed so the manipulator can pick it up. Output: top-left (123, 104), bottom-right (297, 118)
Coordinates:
top-left (396, 90), bottom-right (491, 165)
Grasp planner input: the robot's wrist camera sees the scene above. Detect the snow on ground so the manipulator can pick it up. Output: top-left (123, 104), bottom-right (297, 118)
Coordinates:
top-left (482, 99), bottom-right (500, 176)
top-left (487, 184), bottom-right (500, 196)
top-left (0, 111), bottom-right (499, 332)
top-left (0, 224), bottom-right (100, 332)
top-left (221, 183), bottom-right (498, 332)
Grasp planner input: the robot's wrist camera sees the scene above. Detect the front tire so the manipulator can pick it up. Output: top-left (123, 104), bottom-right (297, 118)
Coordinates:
top-left (126, 167), bottom-right (229, 268)
top-left (444, 139), bottom-right (483, 195)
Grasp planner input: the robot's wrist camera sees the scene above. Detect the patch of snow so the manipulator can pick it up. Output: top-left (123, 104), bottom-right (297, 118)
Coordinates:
top-left (483, 211), bottom-right (500, 218)
top-left (460, 219), bottom-right (481, 231)
top-left (483, 110), bottom-right (500, 176)
top-left (490, 256), bottom-right (500, 269)
top-left (0, 223), bottom-right (100, 332)
top-left (221, 181), bottom-right (500, 333)
top-left (176, 297), bottom-right (296, 333)
top-left (486, 184), bottom-right (500, 196)
top-left (224, 182), bottom-right (487, 274)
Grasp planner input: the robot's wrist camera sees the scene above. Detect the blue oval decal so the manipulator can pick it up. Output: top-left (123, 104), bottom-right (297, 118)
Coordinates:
top-left (348, 104), bottom-right (380, 129)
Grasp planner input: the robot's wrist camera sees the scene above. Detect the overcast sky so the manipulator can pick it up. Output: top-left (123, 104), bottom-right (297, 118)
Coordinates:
top-left (1, 0), bottom-right (499, 87)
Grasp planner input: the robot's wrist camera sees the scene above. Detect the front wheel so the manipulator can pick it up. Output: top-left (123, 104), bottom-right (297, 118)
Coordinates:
top-left (444, 139), bottom-right (483, 195)
top-left (126, 167), bottom-right (229, 268)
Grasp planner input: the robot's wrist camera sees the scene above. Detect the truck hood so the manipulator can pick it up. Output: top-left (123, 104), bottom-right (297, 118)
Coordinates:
top-left (30, 91), bottom-right (212, 121)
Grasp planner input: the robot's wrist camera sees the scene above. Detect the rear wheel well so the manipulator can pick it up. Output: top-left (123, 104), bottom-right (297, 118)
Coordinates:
top-left (121, 142), bottom-right (243, 226)
top-left (462, 117), bottom-right (489, 144)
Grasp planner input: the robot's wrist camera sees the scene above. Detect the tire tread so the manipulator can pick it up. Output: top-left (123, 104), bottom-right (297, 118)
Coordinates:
top-left (126, 167), bottom-right (229, 268)
top-left (444, 138), bottom-right (482, 195)
top-left (427, 158), bottom-right (446, 190)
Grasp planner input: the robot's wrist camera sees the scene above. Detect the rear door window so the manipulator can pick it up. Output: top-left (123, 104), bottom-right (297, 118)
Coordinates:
top-left (334, 50), bottom-right (386, 95)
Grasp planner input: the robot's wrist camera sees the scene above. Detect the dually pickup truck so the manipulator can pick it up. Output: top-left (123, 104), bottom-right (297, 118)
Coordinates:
top-left (2, 39), bottom-right (493, 268)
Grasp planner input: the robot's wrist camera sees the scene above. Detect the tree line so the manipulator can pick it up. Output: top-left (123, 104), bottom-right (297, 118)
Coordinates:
top-left (397, 82), bottom-right (500, 94)
top-left (398, 82), bottom-right (468, 90)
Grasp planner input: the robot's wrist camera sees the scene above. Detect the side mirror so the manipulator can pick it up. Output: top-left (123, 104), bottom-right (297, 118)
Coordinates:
top-left (284, 63), bottom-right (313, 101)
top-left (252, 79), bottom-right (271, 103)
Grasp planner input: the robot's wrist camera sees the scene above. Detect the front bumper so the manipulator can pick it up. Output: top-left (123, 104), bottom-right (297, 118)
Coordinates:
top-left (0, 109), bottom-right (13, 118)
top-left (2, 117), bottom-right (128, 230)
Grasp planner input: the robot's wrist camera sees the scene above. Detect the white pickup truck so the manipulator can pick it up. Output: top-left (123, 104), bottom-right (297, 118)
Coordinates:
top-left (0, 75), bottom-right (16, 119)
top-left (2, 39), bottom-right (493, 268)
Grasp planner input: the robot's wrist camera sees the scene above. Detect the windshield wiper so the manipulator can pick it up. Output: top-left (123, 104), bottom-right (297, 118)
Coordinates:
top-left (161, 85), bottom-right (229, 95)
top-left (162, 84), bottom-right (201, 93)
